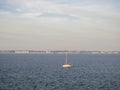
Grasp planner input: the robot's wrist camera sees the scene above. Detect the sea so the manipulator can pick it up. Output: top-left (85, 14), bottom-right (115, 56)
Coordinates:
top-left (0, 54), bottom-right (120, 90)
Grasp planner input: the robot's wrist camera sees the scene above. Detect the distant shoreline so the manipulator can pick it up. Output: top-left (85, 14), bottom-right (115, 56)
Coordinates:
top-left (0, 50), bottom-right (120, 55)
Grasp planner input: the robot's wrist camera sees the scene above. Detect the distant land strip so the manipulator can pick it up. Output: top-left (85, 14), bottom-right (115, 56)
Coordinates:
top-left (0, 50), bottom-right (120, 54)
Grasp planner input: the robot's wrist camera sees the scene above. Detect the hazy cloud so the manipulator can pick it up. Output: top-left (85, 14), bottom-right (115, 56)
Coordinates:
top-left (0, 0), bottom-right (120, 50)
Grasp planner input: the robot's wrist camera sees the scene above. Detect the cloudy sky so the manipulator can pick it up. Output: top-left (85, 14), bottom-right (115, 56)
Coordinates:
top-left (0, 0), bottom-right (120, 51)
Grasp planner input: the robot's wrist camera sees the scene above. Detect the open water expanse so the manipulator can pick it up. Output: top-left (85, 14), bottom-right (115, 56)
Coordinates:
top-left (0, 54), bottom-right (120, 90)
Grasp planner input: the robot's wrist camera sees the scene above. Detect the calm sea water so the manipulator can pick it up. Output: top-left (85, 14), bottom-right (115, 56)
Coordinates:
top-left (0, 54), bottom-right (120, 90)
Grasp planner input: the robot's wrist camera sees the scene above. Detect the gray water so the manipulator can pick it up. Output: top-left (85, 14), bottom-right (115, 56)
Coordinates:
top-left (0, 54), bottom-right (120, 90)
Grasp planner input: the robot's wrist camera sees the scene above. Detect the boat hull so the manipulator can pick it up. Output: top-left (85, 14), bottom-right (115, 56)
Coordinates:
top-left (62, 64), bottom-right (72, 68)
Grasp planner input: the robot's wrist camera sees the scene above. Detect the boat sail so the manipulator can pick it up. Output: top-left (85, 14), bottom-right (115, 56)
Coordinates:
top-left (62, 53), bottom-right (72, 68)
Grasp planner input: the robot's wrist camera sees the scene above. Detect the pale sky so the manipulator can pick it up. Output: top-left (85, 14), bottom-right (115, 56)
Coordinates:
top-left (0, 0), bottom-right (120, 51)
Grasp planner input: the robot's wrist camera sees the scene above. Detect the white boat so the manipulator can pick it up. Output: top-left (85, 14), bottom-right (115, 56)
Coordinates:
top-left (62, 53), bottom-right (72, 68)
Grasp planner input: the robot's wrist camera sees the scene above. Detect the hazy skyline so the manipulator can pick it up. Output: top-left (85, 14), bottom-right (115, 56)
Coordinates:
top-left (0, 0), bottom-right (120, 51)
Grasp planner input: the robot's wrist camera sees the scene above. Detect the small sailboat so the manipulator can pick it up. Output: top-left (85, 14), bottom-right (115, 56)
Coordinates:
top-left (62, 53), bottom-right (72, 68)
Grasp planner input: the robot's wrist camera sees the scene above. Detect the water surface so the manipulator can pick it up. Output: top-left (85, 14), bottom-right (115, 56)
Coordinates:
top-left (0, 54), bottom-right (120, 90)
